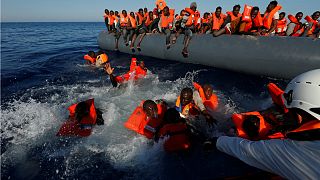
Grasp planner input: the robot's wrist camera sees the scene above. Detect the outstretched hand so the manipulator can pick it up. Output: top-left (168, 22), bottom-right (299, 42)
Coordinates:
top-left (104, 63), bottom-right (114, 75)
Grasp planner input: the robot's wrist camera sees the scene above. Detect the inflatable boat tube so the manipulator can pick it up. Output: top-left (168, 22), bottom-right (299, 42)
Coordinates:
top-left (98, 31), bottom-right (320, 79)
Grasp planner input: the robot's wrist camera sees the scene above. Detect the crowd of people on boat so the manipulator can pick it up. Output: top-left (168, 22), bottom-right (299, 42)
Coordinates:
top-left (103, 0), bottom-right (320, 57)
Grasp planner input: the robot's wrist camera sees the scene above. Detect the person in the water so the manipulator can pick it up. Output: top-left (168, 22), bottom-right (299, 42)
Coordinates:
top-left (104, 57), bottom-right (147, 87)
top-left (83, 50), bottom-right (96, 64)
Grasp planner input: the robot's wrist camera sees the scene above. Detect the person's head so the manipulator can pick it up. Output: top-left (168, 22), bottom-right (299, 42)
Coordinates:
top-left (163, 108), bottom-right (182, 124)
top-left (88, 51), bottom-right (95, 58)
top-left (180, 88), bottom-right (193, 106)
top-left (149, 11), bottom-right (154, 19)
top-left (202, 84), bottom-right (213, 100)
top-left (215, 6), bottom-right (222, 17)
top-left (97, 50), bottom-right (105, 55)
top-left (282, 69), bottom-right (320, 121)
top-left (251, 7), bottom-right (260, 19)
top-left (153, 8), bottom-right (159, 16)
top-left (143, 100), bottom-right (158, 119)
top-left (163, 6), bottom-right (170, 16)
top-left (122, 10), bottom-right (127, 16)
top-left (203, 12), bottom-right (209, 19)
top-left (110, 10), bottom-right (114, 16)
top-left (130, 12), bottom-right (135, 18)
top-left (105, 9), bottom-right (109, 14)
top-left (279, 12), bottom-right (286, 20)
top-left (295, 12), bottom-right (303, 21)
top-left (312, 11), bottom-right (320, 20)
top-left (115, 11), bottom-right (119, 17)
top-left (180, 10), bottom-right (186, 16)
top-left (139, 8), bottom-right (144, 15)
top-left (190, 2), bottom-right (197, 12)
top-left (242, 115), bottom-right (260, 139)
top-left (75, 102), bottom-right (90, 123)
top-left (139, 61), bottom-right (145, 69)
top-left (233, 4), bottom-right (241, 16)
top-left (267, 1), bottom-right (278, 12)
top-left (144, 8), bottom-right (148, 14)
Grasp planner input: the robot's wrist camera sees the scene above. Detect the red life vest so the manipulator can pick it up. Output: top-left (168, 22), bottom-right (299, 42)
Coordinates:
top-left (226, 11), bottom-right (242, 21)
top-left (185, 8), bottom-right (196, 27)
top-left (159, 122), bottom-right (190, 152)
top-left (175, 96), bottom-right (200, 117)
top-left (84, 54), bottom-right (96, 64)
top-left (108, 15), bottom-right (115, 26)
top-left (56, 99), bottom-right (97, 137)
top-left (211, 12), bottom-right (225, 30)
top-left (193, 82), bottom-right (218, 111)
top-left (263, 5), bottom-right (282, 30)
top-left (267, 83), bottom-right (289, 113)
top-left (120, 14), bottom-right (129, 27)
top-left (276, 18), bottom-right (287, 34)
top-left (114, 58), bottom-right (147, 83)
top-left (232, 111), bottom-right (284, 140)
top-left (160, 9), bottom-right (175, 29)
top-left (124, 101), bottom-right (167, 139)
top-left (201, 17), bottom-right (209, 24)
top-left (305, 15), bottom-right (318, 34)
top-left (156, 0), bottom-right (167, 11)
top-left (288, 14), bottom-right (304, 36)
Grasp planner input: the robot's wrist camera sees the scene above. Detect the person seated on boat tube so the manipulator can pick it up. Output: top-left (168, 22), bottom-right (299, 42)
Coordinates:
top-left (203, 69), bottom-right (320, 180)
top-left (212, 6), bottom-right (263, 36)
top-left (217, 4), bottom-right (242, 33)
top-left (104, 9), bottom-right (110, 31)
top-left (211, 7), bottom-right (226, 37)
top-left (199, 12), bottom-right (211, 34)
top-left (155, 0), bottom-right (167, 14)
top-left (286, 12), bottom-right (305, 37)
top-left (275, 12), bottom-right (287, 36)
top-left (95, 50), bottom-right (109, 67)
top-left (105, 57), bottom-right (147, 87)
top-left (114, 10), bottom-right (129, 51)
top-left (56, 99), bottom-right (104, 137)
top-left (145, 11), bottom-right (155, 32)
top-left (172, 2), bottom-right (198, 58)
top-left (125, 12), bottom-right (137, 47)
top-left (175, 87), bottom-right (217, 126)
top-left (108, 10), bottom-right (117, 33)
top-left (158, 6), bottom-right (175, 49)
top-left (305, 11), bottom-right (320, 38)
top-left (83, 51), bottom-right (96, 64)
top-left (124, 99), bottom-right (168, 139)
top-left (259, 1), bottom-right (281, 36)
top-left (193, 82), bottom-right (219, 111)
top-left (130, 8), bottom-right (147, 52)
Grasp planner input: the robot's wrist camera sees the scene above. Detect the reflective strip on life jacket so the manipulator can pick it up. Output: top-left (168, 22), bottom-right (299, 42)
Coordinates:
top-left (276, 18), bottom-right (287, 33)
top-left (263, 5), bottom-right (282, 30)
top-left (175, 96), bottom-right (199, 117)
top-left (185, 8), bottom-right (195, 27)
top-left (84, 54), bottom-right (96, 64)
top-left (120, 14), bottom-right (129, 27)
top-left (161, 9), bottom-right (175, 29)
top-left (267, 83), bottom-right (289, 113)
top-left (159, 122), bottom-right (190, 152)
top-left (305, 15), bottom-right (318, 33)
top-left (156, 0), bottom-right (167, 11)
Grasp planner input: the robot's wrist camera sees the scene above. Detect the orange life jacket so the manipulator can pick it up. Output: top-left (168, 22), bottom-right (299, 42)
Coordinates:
top-left (160, 9), bottom-right (175, 29)
top-left (211, 12), bottom-right (224, 30)
top-left (201, 17), bottom-right (210, 24)
top-left (226, 11), bottom-right (242, 21)
top-left (242, 5), bottom-right (263, 32)
top-left (263, 5), bottom-right (282, 30)
top-left (288, 14), bottom-right (304, 36)
top-left (276, 18), bottom-right (287, 33)
top-left (108, 15), bottom-right (115, 26)
top-left (159, 122), bottom-right (190, 152)
top-left (287, 120), bottom-right (320, 134)
top-left (185, 8), bottom-right (196, 27)
top-left (129, 16), bottom-right (137, 28)
top-left (84, 54), bottom-right (96, 64)
top-left (124, 101), bottom-right (167, 139)
top-left (156, 0), bottom-right (167, 11)
top-left (267, 83), bottom-right (289, 113)
top-left (145, 13), bottom-right (153, 26)
top-left (135, 12), bottom-right (144, 25)
top-left (175, 96), bottom-right (200, 117)
top-left (120, 14), bottom-right (129, 27)
top-left (57, 99), bottom-right (97, 137)
top-left (115, 58), bottom-right (147, 83)
top-left (305, 15), bottom-right (318, 34)
top-left (96, 53), bottom-right (108, 65)
top-left (193, 82), bottom-right (218, 111)
top-left (232, 111), bottom-right (284, 140)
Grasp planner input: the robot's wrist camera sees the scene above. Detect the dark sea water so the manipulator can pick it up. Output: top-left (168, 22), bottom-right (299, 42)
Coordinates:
top-left (1, 22), bottom-right (288, 179)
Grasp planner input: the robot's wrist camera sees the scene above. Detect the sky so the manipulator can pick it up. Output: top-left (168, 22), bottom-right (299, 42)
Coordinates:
top-left (1, 0), bottom-right (318, 22)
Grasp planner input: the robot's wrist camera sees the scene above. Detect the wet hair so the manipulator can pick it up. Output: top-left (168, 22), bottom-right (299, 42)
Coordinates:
top-left (216, 6), bottom-right (222, 11)
top-left (143, 100), bottom-right (157, 112)
top-left (296, 12), bottom-right (303, 16)
top-left (233, 4), bottom-right (241, 10)
top-left (88, 51), bottom-right (95, 57)
top-left (139, 8), bottom-right (143, 12)
top-left (97, 50), bottom-right (105, 55)
top-left (105, 9), bottom-right (109, 13)
top-left (163, 6), bottom-right (169, 11)
top-left (203, 84), bottom-right (213, 90)
top-left (252, 6), bottom-right (260, 12)
top-left (115, 11), bottom-right (119, 14)
top-left (279, 12), bottom-right (286, 16)
top-left (122, 10), bottom-right (127, 14)
top-left (163, 108), bottom-right (181, 124)
top-left (242, 115), bottom-right (260, 139)
top-left (269, 1), bottom-right (278, 6)
top-left (181, 87), bottom-right (193, 96)
top-left (75, 101), bottom-right (90, 122)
